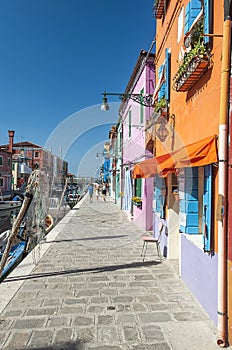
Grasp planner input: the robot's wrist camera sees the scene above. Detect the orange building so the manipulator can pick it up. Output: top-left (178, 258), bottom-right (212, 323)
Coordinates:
top-left (134, 0), bottom-right (232, 345)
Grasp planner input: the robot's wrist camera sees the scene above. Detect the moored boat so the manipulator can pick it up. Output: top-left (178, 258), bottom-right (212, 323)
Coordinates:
top-left (0, 226), bottom-right (27, 282)
top-left (0, 201), bottom-right (22, 211)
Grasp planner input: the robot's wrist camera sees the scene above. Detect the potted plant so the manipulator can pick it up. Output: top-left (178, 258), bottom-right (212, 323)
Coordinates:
top-left (154, 97), bottom-right (168, 114)
top-left (132, 196), bottom-right (142, 208)
top-left (172, 39), bottom-right (210, 92)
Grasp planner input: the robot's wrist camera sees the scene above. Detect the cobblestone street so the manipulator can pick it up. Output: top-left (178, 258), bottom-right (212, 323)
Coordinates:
top-left (0, 196), bottom-right (223, 349)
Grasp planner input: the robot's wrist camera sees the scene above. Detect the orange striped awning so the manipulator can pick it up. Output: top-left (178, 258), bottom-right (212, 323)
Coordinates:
top-left (133, 135), bottom-right (218, 178)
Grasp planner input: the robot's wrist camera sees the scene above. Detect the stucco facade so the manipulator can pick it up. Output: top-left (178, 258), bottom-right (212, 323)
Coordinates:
top-left (120, 50), bottom-right (155, 231)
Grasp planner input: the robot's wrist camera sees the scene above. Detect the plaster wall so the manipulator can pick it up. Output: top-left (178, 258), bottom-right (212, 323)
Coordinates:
top-left (181, 233), bottom-right (218, 324)
top-left (122, 63), bottom-right (154, 231)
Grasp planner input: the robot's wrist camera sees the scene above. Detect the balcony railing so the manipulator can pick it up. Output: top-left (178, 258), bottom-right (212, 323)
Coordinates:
top-left (172, 43), bottom-right (210, 92)
top-left (153, 0), bottom-right (165, 19)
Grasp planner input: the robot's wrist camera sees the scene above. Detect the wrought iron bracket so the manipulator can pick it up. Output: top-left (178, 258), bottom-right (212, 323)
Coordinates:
top-left (102, 92), bottom-right (153, 107)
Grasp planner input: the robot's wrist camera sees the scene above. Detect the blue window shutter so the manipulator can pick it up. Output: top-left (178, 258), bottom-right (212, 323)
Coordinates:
top-left (136, 178), bottom-right (142, 198)
top-left (189, 0), bottom-right (202, 28)
top-left (184, 0), bottom-right (202, 34)
top-left (158, 65), bottom-right (166, 100)
top-left (165, 48), bottom-right (171, 102)
top-left (179, 168), bottom-right (199, 234)
top-left (204, 0), bottom-right (210, 44)
top-left (184, 2), bottom-right (190, 34)
top-left (158, 66), bottom-right (162, 100)
top-left (202, 165), bottom-right (212, 252)
top-left (154, 175), bottom-right (165, 218)
top-left (129, 110), bottom-right (132, 137)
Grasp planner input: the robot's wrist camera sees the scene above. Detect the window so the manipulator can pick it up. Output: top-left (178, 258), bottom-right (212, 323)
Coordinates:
top-left (165, 48), bottom-right (171, 102)
top-left (154, 175), bottom-right (166, 218)
top-left (184, 0), bottom-right (202, 35)
top-left (8, 158), bottom-right (11, 167)
top-left (154, 52), bottom-right (171, 106)
top-left (178, 7), bottom-right (184, 43)
top-left (158, 66), bottom-right (166, 101)
top-left (0, 178), bottom-right (3, 186)
top-left (12, 163), bottom-right (15, 170)
top-left (128, 110), bottom-right (132, 138)
top-left (135, 178), bottom-right (142, 198)
top-left (202, 165), bottom-right (212, 252)
top-left (0, 156), bottom-right (2, 166)
top-left (179, 166), bottom-right (213, 252)
top-left (179, 167), bottom-right (199, 234)
top-left (34, 151), bottom-right (39, 158)
top-left (184, 0), bottom-right (211, 45)
top-left (140, 88), bottom-right (144, 124)
top-left (203, 0), bottom-right (211, 45)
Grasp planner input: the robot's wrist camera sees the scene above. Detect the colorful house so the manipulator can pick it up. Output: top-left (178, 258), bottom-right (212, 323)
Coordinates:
top-left (117, 50), bottom-right (155, 230)
top-left (133, 0), bottom-right (232, 345)
top-left (0, 131), bottom-right (68, 189)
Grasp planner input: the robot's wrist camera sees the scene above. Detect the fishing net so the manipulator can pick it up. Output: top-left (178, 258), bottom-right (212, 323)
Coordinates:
top-left (24, 170), bottom-right (50, 248)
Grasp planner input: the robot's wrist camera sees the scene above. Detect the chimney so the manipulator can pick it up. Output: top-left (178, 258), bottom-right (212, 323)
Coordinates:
top-left (8, 130), bottom-right (15, 153)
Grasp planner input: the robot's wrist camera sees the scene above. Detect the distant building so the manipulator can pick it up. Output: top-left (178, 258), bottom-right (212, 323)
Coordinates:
top-left (0, 148), bottom-right (12, 192)
top-left (0, 130), bottom-right (68, 190)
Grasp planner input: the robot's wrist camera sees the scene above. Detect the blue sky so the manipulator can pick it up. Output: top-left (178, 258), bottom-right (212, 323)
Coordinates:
top-left (0, 0), bottom-right (155, 176)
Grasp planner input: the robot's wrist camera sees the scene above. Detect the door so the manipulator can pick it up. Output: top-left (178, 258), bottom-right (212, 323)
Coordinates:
top-left (202, 164), bottom-right (212, 252)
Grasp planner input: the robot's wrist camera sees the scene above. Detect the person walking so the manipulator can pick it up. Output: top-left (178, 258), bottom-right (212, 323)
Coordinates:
top-left (95, 184), bottom-right (100, 202)
top-left (88, 182), bottom-right (93, 203)
top-left (102, 182), bottom-right (107, 202)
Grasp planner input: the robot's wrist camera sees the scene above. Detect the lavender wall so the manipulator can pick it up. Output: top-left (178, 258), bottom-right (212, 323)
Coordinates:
top-left (181, 234), bottom-right (218, 324)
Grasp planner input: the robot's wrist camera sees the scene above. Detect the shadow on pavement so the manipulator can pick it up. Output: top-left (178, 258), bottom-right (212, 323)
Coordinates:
top-left (44, 234), bottom-right (129, 243)
top-left (3, 260), bottom-right (161, 283)
top-left (14, 341), bottom-right (86, 350)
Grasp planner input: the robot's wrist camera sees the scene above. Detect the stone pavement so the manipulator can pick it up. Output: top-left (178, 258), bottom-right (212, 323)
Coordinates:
top-left (0, 195), bottom-right (227, 350)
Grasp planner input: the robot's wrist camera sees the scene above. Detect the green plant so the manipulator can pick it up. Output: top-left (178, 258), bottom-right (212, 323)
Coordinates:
top-left (131, 196), bottom-right (142, 203)
top-left (174, 40), bottom-right (208, 81)
top-left (154, 97), bottom-right (167, 113)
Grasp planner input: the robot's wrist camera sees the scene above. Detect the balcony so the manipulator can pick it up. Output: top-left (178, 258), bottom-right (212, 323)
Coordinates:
top-left (153, 0), bottom-right (165, 19)
top-left (172, 43), bottom-right (210, 92)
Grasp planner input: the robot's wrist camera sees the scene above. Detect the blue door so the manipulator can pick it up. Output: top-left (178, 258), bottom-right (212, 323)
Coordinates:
top-left (202, 165), bottom-right (212, 252)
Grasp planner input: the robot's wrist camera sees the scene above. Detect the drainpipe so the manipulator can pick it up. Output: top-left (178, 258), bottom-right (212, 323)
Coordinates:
top-left (217, 1), bottom-right (231, 347)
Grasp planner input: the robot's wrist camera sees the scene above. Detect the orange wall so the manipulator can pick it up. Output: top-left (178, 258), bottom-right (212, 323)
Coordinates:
top-left (155, 0), bottom-right (223, 155)
top-left (154, 0), bottom-right (231, 342)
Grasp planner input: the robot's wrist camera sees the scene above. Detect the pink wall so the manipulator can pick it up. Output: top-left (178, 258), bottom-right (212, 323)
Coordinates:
top-left (122, 62), bottom-right (155, 231)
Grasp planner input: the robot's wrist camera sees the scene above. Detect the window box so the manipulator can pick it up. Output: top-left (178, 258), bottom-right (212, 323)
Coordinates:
top-left (132, 196), bottom-right (142, 209)
top-left (154, 0), bottom-right (165, 19)
top-left (172, 41), bottom-right (210, 92)
top-left (173, 54), bottom-right (209, 92)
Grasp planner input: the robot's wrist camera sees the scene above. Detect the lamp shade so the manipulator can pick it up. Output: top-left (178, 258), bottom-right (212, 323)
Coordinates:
top-left (101, 96), bottom-right (109, 111)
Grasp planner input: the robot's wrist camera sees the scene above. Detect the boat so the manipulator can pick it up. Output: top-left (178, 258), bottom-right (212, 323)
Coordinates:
top-left (0, 200), bottom-right (22, 211)
top-left (0, 213), bottom-right (54, 282)
top-left (0, 242), bottom-right (27, 282)
top-left (0, 170), bottom-right (53, 280)
top-left (0, 227), bottom-right (27, 282)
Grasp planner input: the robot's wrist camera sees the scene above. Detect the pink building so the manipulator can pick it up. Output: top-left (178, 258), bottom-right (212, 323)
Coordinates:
top-left (120, 50), bottom-right (155, 231)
